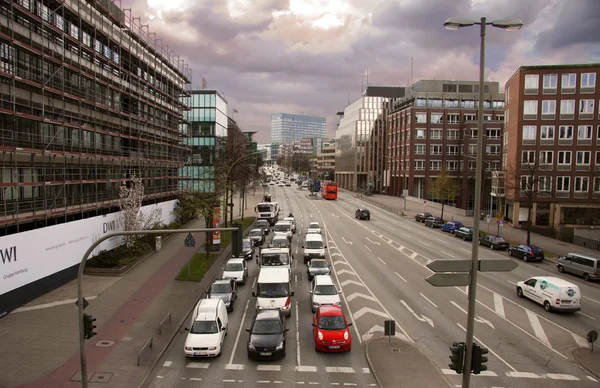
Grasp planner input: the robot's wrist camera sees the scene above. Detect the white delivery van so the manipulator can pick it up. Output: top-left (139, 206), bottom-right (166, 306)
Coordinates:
top-left (516, 276), bottom-right (581, 312)
top-left (273, 221), bottom-right (293, 242)
top-left (253, 267), bottom-right (294, 317)
top-left (184, 299), bottom-right (228, 357)
top-left (303, 233), bottom-right (326, 264)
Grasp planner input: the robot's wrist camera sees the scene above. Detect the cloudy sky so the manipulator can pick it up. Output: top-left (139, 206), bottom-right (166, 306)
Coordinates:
top-left (123, 0), bottom-right (600, 142)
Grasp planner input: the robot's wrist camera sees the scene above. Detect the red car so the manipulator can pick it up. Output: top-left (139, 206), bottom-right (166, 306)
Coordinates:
top-left (312, 305), bottom-right (352, 352)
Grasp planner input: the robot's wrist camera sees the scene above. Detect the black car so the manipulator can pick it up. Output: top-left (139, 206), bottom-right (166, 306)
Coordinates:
top-left (425, 216), bottom-right (444, 228)
top-left (355, 208), bottom-right (371, 220)
top-left (508, 244), bottom-right (545, 262)
top-left (256, 219), bottom-right (270, 235)
top-left (242, 238), bottom-right (254, 260)
top-left (479, 235), bottom-right (509, 250)
top-left (207, 279), bottom-right (237, 312)
top-left (415, 213), bottom-right (433, 223)
top-left (249, 229), bottom-right (265, 246)
top-left (307, 259), bottom-right (331, 280)
top-left (246, 309), bottom-right (288, 360)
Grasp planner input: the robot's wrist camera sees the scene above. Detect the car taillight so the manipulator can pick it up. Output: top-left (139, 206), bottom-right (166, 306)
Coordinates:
top-left (529, 251), bottom-right (534, 256)
top-left (285, 297), bottom-right (291, 307)
top-left (555, 298), bottom-right (560, 305)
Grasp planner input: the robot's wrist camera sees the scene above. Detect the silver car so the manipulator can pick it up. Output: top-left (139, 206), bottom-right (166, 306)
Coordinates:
top-left (307, 259), bottom-right (331, 280)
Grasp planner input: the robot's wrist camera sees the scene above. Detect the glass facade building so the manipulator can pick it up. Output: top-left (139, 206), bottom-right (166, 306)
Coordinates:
top-left (270, 113), bottom-right (326, 160)
top-left (179, 90), bottom-right (228, 192)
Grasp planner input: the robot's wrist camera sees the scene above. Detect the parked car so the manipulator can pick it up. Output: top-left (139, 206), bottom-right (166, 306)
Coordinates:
top-left (441, 221), bottom-right (463, 234)
top-left (307, 258), bottom-right (331, 280)
top-left (479, 235), bottom-right (510, 250)
top-left (355, 208), bottom-right (371, 220)
top-left (425, 216), bottom-right (444, 228)
top-left (312, 305), bottom-right (352, 352)
top-left (415, 213), bottom-right (433, 223)
top-left (454, 227), bottom-right (475, 241)
top-left (246, 309), bottom-right (288, 360)
top-left (508, 244), bottom-right (545, 262)
top-left (207, 278), bottom-right (237, 312)
top-left (222, 258), bottom-right (248, 285)
top-left (556, 253), bottom-right (600, 282)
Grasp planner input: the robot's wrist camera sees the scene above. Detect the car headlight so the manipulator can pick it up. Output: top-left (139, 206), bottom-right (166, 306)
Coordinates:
top-left (318, 331), bottom-right (323, 340)
top-left (276, 342), bottom-right (284, 350)
top-left (344, 331), bottom-right (349, 340)
top-left (185, 346), bottom-right (193, 350)
top-left (312, 302), bottom-right (320, 307)
top-left (208, 346), bottom-right (217, 351)
top-left (335, 301), bottom-right (341, 306)
top-left (248, 343), bottom-right (256, 351)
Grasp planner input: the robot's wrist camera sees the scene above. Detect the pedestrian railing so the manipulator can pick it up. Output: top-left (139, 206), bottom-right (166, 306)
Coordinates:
top-left (137, 337), bottom-right (153, 366)
top-left (158, 312), bottom-right (172, 335)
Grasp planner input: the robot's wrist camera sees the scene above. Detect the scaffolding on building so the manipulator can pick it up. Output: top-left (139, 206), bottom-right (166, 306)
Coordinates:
top-left (0, 0), bottom-right (192, 235)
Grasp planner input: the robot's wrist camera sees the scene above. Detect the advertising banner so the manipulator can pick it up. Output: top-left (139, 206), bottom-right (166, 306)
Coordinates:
top-left (212, 207), bottom-right (221, 245)
top-left (0, 200), bottom-right (177, 296)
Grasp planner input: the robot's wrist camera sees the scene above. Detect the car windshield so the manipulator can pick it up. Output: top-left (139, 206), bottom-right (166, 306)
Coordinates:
top-left (191, 320), bottom-right (218, 334)
top-left (243, 241), bottom-right (252, 249)
top-left (257, 205), bottom-right (273, 212)
top-left (318, 315), bottom-right (346, 330)
top-left (211, 283), bottom-right (231, 293)
top-left (257, 283), bottom-right (289, 297)
top-left (314, 285), bottom-right (337, 295)
top-left (252, 319), bottom-right (282, 335)
top-left (306, 241), bottom-right (323, 249)
top-left (261, 253), bottom-right (289, 266)
top-left (492, 237), bottom-right (507, 243)
top-left (309, 223), bottom-right (320, 229)
top-left (225, 263), bottom-right (243, 271)
top-left (256, 221), bottom-right (268, 228)
top-left (250, 230), bottom-right (262, 236)
top-left (310, 261), bottom-right (328, 268)
top-left (274, 224), bottom-right (290, 232)
top-left (361, 210), bottom-right (369, 214)
top-left (272, 238), bottom-right (289, 246)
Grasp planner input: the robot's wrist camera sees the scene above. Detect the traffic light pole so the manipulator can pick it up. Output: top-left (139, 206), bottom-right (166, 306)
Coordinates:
top-left (76, 227), bottom-right (237, 388)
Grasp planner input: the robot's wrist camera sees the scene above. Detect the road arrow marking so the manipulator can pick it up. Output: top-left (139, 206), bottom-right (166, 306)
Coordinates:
top-left (336, 269), bottom-right (356, 276)
top-left (333, 260), bottom-right (350, 266)
top-left (450, 301), bottom-right (495, 329)
top-left (361, 325), bottom-right (384, 341)
top-left (366, 237), bottom-right (381, 245)
top-left (353, 307), bottom-right (389, 320)
top-left (341, 279), bottom-right (364, 288)
top-left (347, 292), bottom-right (377, 302)
top-left (342, 237), bottom-right (354, 245)
top-left (400, 300), bottom-right (434, 328)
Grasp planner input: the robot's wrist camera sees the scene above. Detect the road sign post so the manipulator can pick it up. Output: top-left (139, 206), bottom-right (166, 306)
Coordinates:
top-left (384, 320), bottom-right (395, 343)
top-left (588, 330), bottom-right (598, 352)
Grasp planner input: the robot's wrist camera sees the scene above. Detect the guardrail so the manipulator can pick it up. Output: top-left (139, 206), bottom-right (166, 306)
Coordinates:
top-left (137, 337), bottom-right (153, 366)
top-left (158, 312), bottom-right (172, 335)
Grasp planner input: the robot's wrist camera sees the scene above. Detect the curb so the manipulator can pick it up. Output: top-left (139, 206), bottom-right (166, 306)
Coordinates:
top-left (569, 347), bottom-right (600, 380)
top-left (363, 339), bottom-right (383, 388)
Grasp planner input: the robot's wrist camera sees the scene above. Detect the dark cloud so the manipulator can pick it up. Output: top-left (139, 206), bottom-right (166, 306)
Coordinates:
top-left (535, 0), bottom-right (600, 50)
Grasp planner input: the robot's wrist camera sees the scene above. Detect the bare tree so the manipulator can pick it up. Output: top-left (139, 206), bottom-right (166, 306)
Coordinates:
top-left (118, 173), bottom-right (144, 248)
top-left (428, 167), bottom-right (459, 220)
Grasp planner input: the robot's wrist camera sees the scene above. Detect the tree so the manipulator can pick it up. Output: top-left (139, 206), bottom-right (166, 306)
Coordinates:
top-left (505, 159), bottom-right (550, 245)
top-left (429, 167), bottom-right (459, 221)
top-left (118, 173), bottom-right (144, 248)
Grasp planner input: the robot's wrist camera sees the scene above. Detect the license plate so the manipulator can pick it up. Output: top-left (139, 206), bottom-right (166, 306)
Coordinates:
top-left (259, 352), bottom-right (272, 356)
top-left (194, 352), bottom-right (206, 356)
top-left (329, 346), bottom-right (340, 349)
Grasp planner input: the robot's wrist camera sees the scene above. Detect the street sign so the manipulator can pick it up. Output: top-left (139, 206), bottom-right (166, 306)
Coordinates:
top-left (427, 260), bottom-right (472, 273)
top-left (426, 273), bottom-right (470, 287)
top-left (75, 297), bottom-right (89, 310)
top-left (384, 320), bottom-right (396, 336)
top-left (184, 233), bottom-right (196, 248)
top-left (478, 259), bottom-right (518, 272)
top-left (587, 330), bottom-right (598, 343)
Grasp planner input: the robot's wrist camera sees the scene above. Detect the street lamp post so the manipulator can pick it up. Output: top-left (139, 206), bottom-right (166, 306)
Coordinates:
top-left (444, 16), bottom-right (523, 388)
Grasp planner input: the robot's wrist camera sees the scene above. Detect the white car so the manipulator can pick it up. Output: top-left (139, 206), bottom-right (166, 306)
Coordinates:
top-left (184, 299), bottom-right (228, 358)
top-left (310, 275), bottom-right (341, 313)
top-left (273, 221), bottom-right (293, 241)
top-left (278, 182), bottom-right (285, 187)
top-left (283, 217), bottom-right (296, 233)
top-left (307, 222), bottom-right (322, 235)
top-left (222, 258), bottom-right (248, 285)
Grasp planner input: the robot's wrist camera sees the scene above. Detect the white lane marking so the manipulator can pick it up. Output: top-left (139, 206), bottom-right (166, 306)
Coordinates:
top-left (588, 376), bottom-right (599, 382)
top-left (460, 248), bottom-right (470, 253)
top-left (342, 237), bottom-right (353, 245)
top-left (257, 381), bottom-right (270, 384)
top-left (450, 301), bottom-right (495, 329)
top-left (420, 293), bottom-right (438, 308)
top-left (13, 296), bottom-right (98, 312)
top-left (583, 296), bottom-right (600, 304)
top-left (228, 300), bottom-right (250, 365)
top-left (252, 276), bottom-right (257, 289)
top-left (441, 251), bottom-right (456, 258)
top-left (400, 300), bottom-right (434, 328)
top-left (296, 366), bottom-right (317, 372)
top-left (294, 274), bottom-right (297, 285)
top-left (325, 367), bottom-right (355, 373)
top-left (410, 252), bottom-right (418, 259)
top-left (401, 232), bottom-right (412, 238)
top-left (366, 237), bottom-right (381, 245)
top-left (362, 325), bottom-right (384, 341)
top-left (353, 306), bottom-right (389, 320)
top-left (341, 279), bottom-right (364, 287)
top-left (507, 280), bottom-right (517, 285)
top-left (333, 260), bottom-right (350, 266)
top-left (436, 238), bottom-right (447, 244)
top-left (225, 364), bottom-right (245, 370)
top-left (377, 257), bottom-right (386, 265)
top-left (336, 269), bottom-right (356, 276)
top-left (223, 380), bottom-right (236, 383)
top-left (493, 293), bottom-right (506, 318)
top-left (156, 376), bottom-right (164, 379)
top-left (506, 371), bottom-right (542, 378)
top-left (546, 374), bottom-right (579, 380)
top-left (343, 384), bottom-right (357, 386)
top-left (442, 369), bottom-right (497, 377)
top-left (526, 310), bottom-right (551, 347)
top-left (457, 323), bottom-right (517, 372)
top-left (162, 361), bottom-right (172, 367)
top-left (572, 332), bottom-right (591, 347)
top-left (189, 377), bottom-right (202, 381)
top-left (362, 368), bottom-right (370, 374)
top-left (295, 302), bottom-right (301, 366)
top-left (576, 311), bottom-right (596, 320)
top-left (258, 365), bottom-right (281, 371)
top-left (395, 272), bottom-right (407, 282)
top-left (186, 363), bottom-right (210, 368)
top-left (365, 245), bottom-right (372, 252)
top-left (419, 241), bottom-right (430, 247)
top-left (346, 292), bottom-right (376, 302)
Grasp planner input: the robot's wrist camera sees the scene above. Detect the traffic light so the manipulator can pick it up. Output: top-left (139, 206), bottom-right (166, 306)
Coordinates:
top-left (449, 342), bottom-right (465, 374)
top-left (472, 343), bottom-right (489, 374)
top-left (83, 313), bottom-right (97, 340)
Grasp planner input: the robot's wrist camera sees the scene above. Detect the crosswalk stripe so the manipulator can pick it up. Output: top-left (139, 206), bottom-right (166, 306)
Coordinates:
top-left (526, 310), bottom-right (551, 347)
top-left (545, 373), bottom-right (579, 380)
top-left (186, 363), bottom-right (210, 369)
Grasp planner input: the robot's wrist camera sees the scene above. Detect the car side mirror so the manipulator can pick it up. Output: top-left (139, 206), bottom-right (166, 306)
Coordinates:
top-left (311, 323), bottom-right (316, 327)
top-left (309, 291), bottom-right (313, 294)
top-left (184, 327), bottom-right (190, 331)
top-left (221, 327), bottom-right (226, 331)
top-left (347, 323), bottom-right (353, 327)
top-left (284, 328), bottom-right (290, 332)
top-left (301, 245), bottom-right (304, 249)
top-left (338, 290), bottom-right (342, 294)
top-left (324, 245), bottom-right (327, 248)
top-left (290, 291), bottom-right (295, 297)
top-left (252, 292), bottom-right (256, 297)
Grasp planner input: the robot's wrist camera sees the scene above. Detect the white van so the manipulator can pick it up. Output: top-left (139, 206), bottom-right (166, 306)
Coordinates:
top-left (516, 276), bottom-right (581, 312)
top-left (273, 221), bottom-right (293, 242)
top-left (303, 233), bottom-right (326, 264)
top-left (253, 267), bottom-right (294, 317)
top-left (184, 299), bottom-right (228, 357)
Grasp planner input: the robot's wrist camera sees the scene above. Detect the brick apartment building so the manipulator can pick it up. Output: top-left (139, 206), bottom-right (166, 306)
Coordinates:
top-left (504, 64), bottom-right (600, 235)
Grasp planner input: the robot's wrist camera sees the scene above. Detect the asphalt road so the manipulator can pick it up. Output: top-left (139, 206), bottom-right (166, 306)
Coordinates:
top-left (144, 184), bottom-right (600, 388)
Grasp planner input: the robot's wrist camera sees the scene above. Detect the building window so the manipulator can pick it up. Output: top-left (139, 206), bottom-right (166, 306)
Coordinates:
top-left (578, 125), bottom-right (593, 140)
top-left (486, 145), bottom-right (500, 155)
top-left (520, 176), bottom-right (532, 191)
top-left (487, 129), bottom-right (500, 139)
top-left (462, 100), bottom-right (476, 109)
top-left (596, 151), bottom-right (600, 166)
top-left (468, 144), bottom-right (477, 155)
top-left (468, 160), bottom-right (476, 170)
top-left (539, 176), bottom-right (552, 192)
top-left (562, 73), bottom-right (576, 89)
top-left (557, 176), bottom-right (570, 192)
top-left (559, 125), bottom-right (573, 140)
top-left (447, 145), bottom-right (459, 155)
top-left (430, 129), bottom-right (442, 139)
top-left (464, 114), bottom-right (476, 121)
top-left (496, 114), bottom-right (504, 122)
top-left (524, 74), bottom-right (539, 90)
top-left (415, 129), bottom-right (426, 139)
top-left (415, 98), bottom-right (427, 107)
top-left (446, 114), bottom-right (459, 124)
top-left (560, 100), bottom-right (575, 115)
top-left (447, 129), bottom-right (459, 140)
top-left (541, 126), bottom-right (555, 140)
top-left (558, 151), bottom-right (572, 165)
top-left (576, 151), bottom-right (591, 165)
top-left (470, 129), bottom-right (478, 138)
top-left (493, 101), bottom-right (505, 109)
top-left (575, 177), bottom-right (589, 192)
top-left (429, 161), bottom-right (441, 171)
top-left (542, 100), bottom-right (556, 115)
top-left (415, 113), bottom-right (427, 123)
top-left (523, 100), bottom-right (538, 117)
top-left (543, 74), bottom-right (557, 89)
top-left (447, 161), bottom-right (458, 171)
top-left (415, 144), bottom-right (426, 155)
top-left (522, 150), bottom-right (535, 164)
top-left (539, 150), bottom-right (553, 164)
top-left (415, 160), bottom-right (425, 170)
top-left (579, 99), bottom-right (595, 113)
top-left (594, 177), bottom-right (600, 192)
top-left (430, 145), bottom-right (442, 155)
top-left (522, 125), bottom-right (537, 140)
top-left (431, 113), bottom-right (443, 124)
top-left (430, 99), bottom-right (443, 107)
top-left (445, 99), bottom-right (459, 108)
top-left (581, 73), bottom-right (596, 88)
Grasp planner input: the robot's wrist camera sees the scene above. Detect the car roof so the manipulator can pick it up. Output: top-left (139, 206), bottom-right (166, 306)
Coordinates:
top-left (256, 220), bottom-right (269, 224)
top-left (261, 247), bottom-right (289, 253)
top-left (308, 222), bottom-right (320, 226)
top-left (313, 274), bottom-right (334, 285)
top-left (305, 233), bottom-right (323, 241)
top-left (255, 309), bottom-right (282, 320)
top-left (530, 276), bottom-right (579, 287)
top-left (309, 258), bottom-right (327, 264)
top-left (275, 221), bottom-right (291, 225)
top-left (226, 258), bottom-right (244, 264)
top-left (212, 279), bottom-right (232, 285)
top-left (250, 228), bottom-right (263, 232)
top-left (318, 305), bottom-right (344, 316)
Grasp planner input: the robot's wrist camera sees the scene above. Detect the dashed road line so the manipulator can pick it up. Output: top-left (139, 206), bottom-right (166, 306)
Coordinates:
top-left (420, 293), bottom-right (438, 308)
top-left (377, 256), bottom-right (386, 265)
top-left (365, 245), bottom-right (372, 252)
top-left (186, 363), bottom-right (210, 368)
top-left (296, 302), bottom-right (301, 366)
top-left (419, 241), bottom-right (430, 247)
top-left (257, 365), bottom-right (281, 371)
top-left (296, 366), bottom-right (318, 372)
top-left (395, 272), bottom-right (407, 282)
top-left (441, 251), bottom-right (456, 258)
top-left (162, 361), bottom-right (172, 367)
top-left (325, 367), bottom-right (355, 373)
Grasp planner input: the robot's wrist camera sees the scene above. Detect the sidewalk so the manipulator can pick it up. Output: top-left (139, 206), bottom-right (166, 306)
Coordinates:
top-left (365, 337), bottom-right (452, 388)
top-left (0, 194), bottom-right (261, 388)
top-left (350, 190), bottom-right (600, 260)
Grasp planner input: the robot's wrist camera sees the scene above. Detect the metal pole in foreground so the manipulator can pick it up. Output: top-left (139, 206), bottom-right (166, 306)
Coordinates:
top-left (462, 17), bottom-right (486, 388)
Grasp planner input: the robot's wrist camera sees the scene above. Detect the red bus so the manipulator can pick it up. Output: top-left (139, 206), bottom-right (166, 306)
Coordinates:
top-left (321, 182), bottom-right (338, 200)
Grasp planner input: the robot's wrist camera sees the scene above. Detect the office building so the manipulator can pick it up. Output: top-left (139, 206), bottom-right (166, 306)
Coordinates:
top-left (270, 113), bottom-right (326, 161)
top-left (504, 64), bottom-right (600, 233)
top-left (257, 143), bottom-right (272, 164)
top-left (335, 87), bottom-right (405, 191)
top-left (387, 80), bottom-right (505, 213)
top-left (315, 138), bottom-right (335, 179)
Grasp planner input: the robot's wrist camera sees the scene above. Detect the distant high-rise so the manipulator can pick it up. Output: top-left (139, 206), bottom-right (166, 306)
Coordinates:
top-left (270, 114), bottom-right (325, 161)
